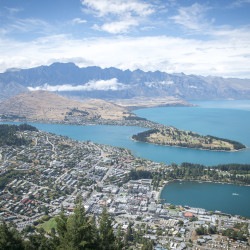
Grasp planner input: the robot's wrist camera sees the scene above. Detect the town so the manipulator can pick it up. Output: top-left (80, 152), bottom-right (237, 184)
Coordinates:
top-left (0, 128), bottom-right (249, 249)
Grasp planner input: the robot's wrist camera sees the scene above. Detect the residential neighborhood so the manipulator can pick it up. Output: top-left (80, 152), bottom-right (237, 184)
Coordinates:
top-left (0, 129), bottom-right (249, 249)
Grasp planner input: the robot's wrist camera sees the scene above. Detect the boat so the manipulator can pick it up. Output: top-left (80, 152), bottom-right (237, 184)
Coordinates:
top-left (232, 193), bottom-right (239, 196)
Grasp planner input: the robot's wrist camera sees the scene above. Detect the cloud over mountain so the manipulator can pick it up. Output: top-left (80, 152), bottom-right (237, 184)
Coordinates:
top-left (28, 78), bottom-right (127, 92)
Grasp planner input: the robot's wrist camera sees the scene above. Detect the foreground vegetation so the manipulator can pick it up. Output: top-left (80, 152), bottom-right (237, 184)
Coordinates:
top-left (0, 201), bottom-right (154, 250)
top-left (132, 127), bottom-right (246, 151)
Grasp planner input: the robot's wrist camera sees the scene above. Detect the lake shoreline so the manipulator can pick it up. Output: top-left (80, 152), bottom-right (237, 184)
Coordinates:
top-left (158, 179), bottom-right (250, 218)
top-left (2, 100), bottom-right (250, 165)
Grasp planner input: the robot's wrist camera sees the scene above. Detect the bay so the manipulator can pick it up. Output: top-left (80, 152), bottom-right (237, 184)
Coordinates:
top-left (160, 181), bottom-right (250, 218)
top-left (1, 100), bottom-right (250, 165)
top-left (2, 100), bottom-right (250, 217)
top-left (134, 100), bottom-right (250, 165)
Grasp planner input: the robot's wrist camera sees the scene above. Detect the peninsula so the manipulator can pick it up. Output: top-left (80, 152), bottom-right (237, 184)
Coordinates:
top-left (132, 127), bottom-right (246, 151)
top-left (0, 90), bottom-right (246, 151)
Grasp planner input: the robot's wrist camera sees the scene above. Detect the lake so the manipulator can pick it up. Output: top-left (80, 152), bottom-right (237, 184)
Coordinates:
top-left (1, 100), bottom-right (250, 165)
top-left (160, 181), bottom-right (250, 218)
top-left (2, 99), bottom-right (250, 217)
top-left (134, 100), bottom-right (250, 165)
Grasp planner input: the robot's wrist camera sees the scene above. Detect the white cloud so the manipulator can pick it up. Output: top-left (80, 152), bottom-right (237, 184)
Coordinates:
top-left (170, 3), bottom-right (211, 32)
top-left (96, 18), bottom-right (138, 33)
top-left (27, 78), bottom-right (127, 92)
top-left (82, 0), bottom-right (155, 34)
top-left (72, 18), bottom-right (87, 24)
top-left (81, 0), bottom-right (154, 17)
top-left (169, 2), bottom-right (250, 41)
top-left (5, 7), bottom-right (23, 14)
top-left (229, 0), bottom-right (250, 8)
top-left (1, 31), bottom-right (250, 78)
top-left (1, 18), bottom-right (51, 35)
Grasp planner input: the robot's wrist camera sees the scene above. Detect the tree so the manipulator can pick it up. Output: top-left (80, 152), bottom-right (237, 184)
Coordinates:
top-left (55, 206), bottom-right (68, 247)
top-left (195, 226), bottom-right (206, 235)
top-left (60, 201), bottom-right (99, 249)
top-left (141, 240), bottom-right (154, 250)
top-left (177, 220), bottom-right (184, 226)
top-left (0, 221), bottom-right (24, 250)
top-left (99, 207), bottom-right (116, 250)
top-left (208, 226), bottom-right (216, 234)
top-left (24, 232), bottom-right (56, 250)
top-left (124, 222), bottom-right (133, 247)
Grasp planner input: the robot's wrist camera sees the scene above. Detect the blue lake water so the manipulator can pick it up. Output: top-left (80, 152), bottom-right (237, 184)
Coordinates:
top-left (160, 181), bottom-right (250, 218)
top-left (134, 100), bottom-right (250, 165)
top-left (2, 100), bottom-right (250, 165)
top-left (2, 99), bottom-right (250, 217)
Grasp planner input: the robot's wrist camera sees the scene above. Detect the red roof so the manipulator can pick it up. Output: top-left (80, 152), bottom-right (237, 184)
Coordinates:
top-left (25, 200), bottom-right (32, 205)
top-left (185, 212), bottom-right (194, 217)
top-left (21, 198), bottom-right (29, 203)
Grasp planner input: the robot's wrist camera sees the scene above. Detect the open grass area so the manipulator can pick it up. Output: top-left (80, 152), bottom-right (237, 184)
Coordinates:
top-left (40, 218), bottom-right (57, 233)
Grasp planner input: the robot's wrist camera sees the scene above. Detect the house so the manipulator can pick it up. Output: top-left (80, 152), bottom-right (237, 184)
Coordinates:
top-left (184, 212), bottom-right (194, 219)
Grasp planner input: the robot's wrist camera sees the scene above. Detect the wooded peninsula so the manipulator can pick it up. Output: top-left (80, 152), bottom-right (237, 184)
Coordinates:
top-left (132, 127), bottom-right (246, 151)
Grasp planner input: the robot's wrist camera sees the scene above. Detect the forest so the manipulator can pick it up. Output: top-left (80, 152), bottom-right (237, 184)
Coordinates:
top-left (0, 124), bottom-right (37, 147)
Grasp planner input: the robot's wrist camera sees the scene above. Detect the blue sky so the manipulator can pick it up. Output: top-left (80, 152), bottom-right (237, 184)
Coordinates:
top-left (0, 0), bottom-right (250, 78)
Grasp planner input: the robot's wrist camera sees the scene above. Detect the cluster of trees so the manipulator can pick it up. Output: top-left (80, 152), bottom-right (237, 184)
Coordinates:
top-left (222, 223), bottom-right (248, 242)
top-left (195, 226), bottom-right (217, 235)
top-left (0, 170), bottom-right (25, 190)
top-left (0, 114), bottom-right (26, 120)
top-left (0, 124), bottom-right (37, 146)
top-left (67, 108), bottom-right (89, 116)
top-left (126, 163), bottom-right (250, 188)
top-left (208, 135), bottom-right (246, 150)
top-left (0, 202), bottom-right (155, 250)
top-left (124, 116), bottom-right (147, 121)
top-left (128, 169), bottom-right (153, 180)
top-left (179, 163), bottom-right (250, 185)
top-left (222, 228), bottom-right (248, 241)
top-left (217, 164), bottom-right (250, 174)
top-left (132, 129), bottom-right (159, 142)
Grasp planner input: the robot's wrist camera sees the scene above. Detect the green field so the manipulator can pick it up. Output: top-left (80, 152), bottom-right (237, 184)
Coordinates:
top-left (40, 218), bottom-right (57, 233)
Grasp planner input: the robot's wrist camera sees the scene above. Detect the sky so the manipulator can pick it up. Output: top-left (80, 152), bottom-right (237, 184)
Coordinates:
top-left (0, 0), bottom-right (250, 78)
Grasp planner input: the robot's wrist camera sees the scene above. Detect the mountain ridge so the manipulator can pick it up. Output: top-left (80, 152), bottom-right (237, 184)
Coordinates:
top-left (1, 62), bottom-right (250, 102)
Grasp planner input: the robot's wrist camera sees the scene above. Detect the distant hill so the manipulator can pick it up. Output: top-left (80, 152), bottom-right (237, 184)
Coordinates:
top-left (0, 62), bottom-right (250, 102)
top-left (0, 91), bottom-right (134, 123)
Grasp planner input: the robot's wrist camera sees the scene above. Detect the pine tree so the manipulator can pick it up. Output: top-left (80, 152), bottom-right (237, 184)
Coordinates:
top-left (124, 222), bottom-right (133, 245)
top-left (24, 232), bottom-right (55, 250)
top-left (99, 207), bottom-right (116, 250)
top-left (0, 221), bottom-right (24, 250)
top-left (57, 201), bottom-right (98, 250)
top-left (55, 206), bottom-right (68, 248)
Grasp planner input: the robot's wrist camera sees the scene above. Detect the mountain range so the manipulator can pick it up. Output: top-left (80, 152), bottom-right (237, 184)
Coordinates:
top-left (1, 62), bottom-right (250, 102)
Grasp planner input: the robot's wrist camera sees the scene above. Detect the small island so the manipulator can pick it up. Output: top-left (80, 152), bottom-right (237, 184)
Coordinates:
top-left (132, 127), bottom-right (246, 151)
